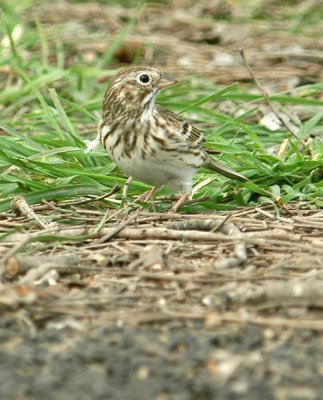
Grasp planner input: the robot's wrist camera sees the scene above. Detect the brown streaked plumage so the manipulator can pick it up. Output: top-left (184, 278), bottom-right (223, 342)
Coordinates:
top-left (86, 66), bottom-right (247, 211)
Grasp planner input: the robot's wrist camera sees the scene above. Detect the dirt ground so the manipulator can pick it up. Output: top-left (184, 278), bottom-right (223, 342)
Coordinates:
top-left (1, 1), bottom-right (323, 399)
top-left (1, 205), bottom-right (323, 400)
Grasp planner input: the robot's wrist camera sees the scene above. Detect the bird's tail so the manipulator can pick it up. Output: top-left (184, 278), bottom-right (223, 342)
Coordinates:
top-left (204, 158), bottom-right (248, 181)
top-left (84, 134), bottom-right (101, 154)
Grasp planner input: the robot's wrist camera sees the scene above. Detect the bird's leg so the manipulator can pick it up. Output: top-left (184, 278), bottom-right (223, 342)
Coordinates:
top-left (145, 186), bottom-right (159, 212)
top-left (122, 176), bottom-right (133, 198)
top-left (144, 186), bottom-right (158, 202)
top-left (136, 186), bottom-right (158, 212)
top-left (169, 193), bottom-right (188, 213)
top-left (136, 186), bottom-right (156, 202)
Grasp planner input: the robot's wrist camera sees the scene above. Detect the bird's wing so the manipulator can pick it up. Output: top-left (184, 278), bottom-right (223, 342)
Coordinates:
top-left (156, 105), bottom-right (205, 148)
top-left (156, 106), bottom-right (248, 181)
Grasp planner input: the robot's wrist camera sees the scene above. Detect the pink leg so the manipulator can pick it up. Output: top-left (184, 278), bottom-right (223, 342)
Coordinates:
top-left (137, 186), bottom-right (158, 202)
top-left (136, 186), bottom-right (159, 212)
top-left (169, 193), bottom-right (188, 213)
top-left (144, 186), bottom-right (158, 202)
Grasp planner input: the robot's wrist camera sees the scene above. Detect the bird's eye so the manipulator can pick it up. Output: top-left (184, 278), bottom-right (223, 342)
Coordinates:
top-left (138, 74), bottom-right (150, 84)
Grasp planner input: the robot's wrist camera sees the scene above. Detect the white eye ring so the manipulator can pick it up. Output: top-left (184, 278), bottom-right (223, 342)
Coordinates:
top-left (137, 73), bottom-right (151, 85)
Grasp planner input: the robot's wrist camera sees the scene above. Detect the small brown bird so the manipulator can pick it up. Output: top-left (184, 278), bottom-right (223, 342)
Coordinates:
top-left (86, 66), bottom-right (247, 211)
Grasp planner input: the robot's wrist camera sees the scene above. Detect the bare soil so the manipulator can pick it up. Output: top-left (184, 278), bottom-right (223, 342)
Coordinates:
top-left (1, 204), bottom-right (323, 400)
top-left (1, 1), bottom-right (323, 399)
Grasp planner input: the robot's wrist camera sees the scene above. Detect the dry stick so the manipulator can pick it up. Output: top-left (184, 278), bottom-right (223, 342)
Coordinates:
top-left (11, 196), bottom-right (47, 229)
top-left (19, 263), bottom-right (58, 285)
top-left (206, 311), bottom-right (323, 332)
top-left (221, 313), bottom-right (323, 332)
top-left (94, 212), bottom-right (140, 245)
top-left (2, 253), bottom-right (82, 280)
top-left (211, 214), bottom-right (231, 232)
top-left (6, 225), bottom-right (322, 254)
top-left (2, 226), bottom-right (230, 242)
top-left (220, 222), bottom-right (247, 267)
top-left (170, 218), bottom-right (247, 267)
top-left (0, 234), bottom-right (32, 265)
top-left (170, 218), bottom-right (226, 232)
top-left (95, 191), bottom-right (155, 233)
top-left (107, 270), bottom-right (264, 283)
top-left (3, 226), bottom-right (225, 244)
top-left (57, 184), bottom-right (121, 207)
top-left (255, 207), bottom-right (292, 223)
top-left (64, 308), bottom-right (323, 332)
top-left (239, 48), bottom-right (306, 146)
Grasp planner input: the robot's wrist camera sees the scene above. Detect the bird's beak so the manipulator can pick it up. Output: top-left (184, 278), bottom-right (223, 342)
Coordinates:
top-left (158, 74), bottom-right (178, 90)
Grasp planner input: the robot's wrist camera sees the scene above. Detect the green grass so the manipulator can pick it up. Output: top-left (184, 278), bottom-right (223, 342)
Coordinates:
top-left (0, 0), bottom-right (322, 222)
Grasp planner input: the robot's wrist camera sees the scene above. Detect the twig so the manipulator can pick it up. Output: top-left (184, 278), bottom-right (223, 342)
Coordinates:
top-left (170, 218), bottom-right (227, 232)
top-left (0, 234), bottom-right (32, 269)
top-left (19, 263), bottom-right (58, 285)
top-left (94, 309), bottom-right (323, 332)
top-left (170, 219), bottom-right (247, 267)
top-left (255, 207), bottom-right (292, 223)
top-left (221, 222), bottom-right (247, 264)
top-left (94, 212), bottom-right (139, 245)
top-left (0, 226), bottom-right (304, 244)
top-left (2, 253), bottom-right (81, 280)
top-left (58, 184), bottom-right (121, 207)
top-left (239, 48), bottom-right (306, 146)
top-left (11, 196), bottom-right (47, 229)
top-left (94, 191), bottom-right (153, 233)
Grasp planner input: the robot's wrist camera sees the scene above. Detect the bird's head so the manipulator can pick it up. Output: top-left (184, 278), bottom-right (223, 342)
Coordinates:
top-left (103, 66), bottom-right (178, 116)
